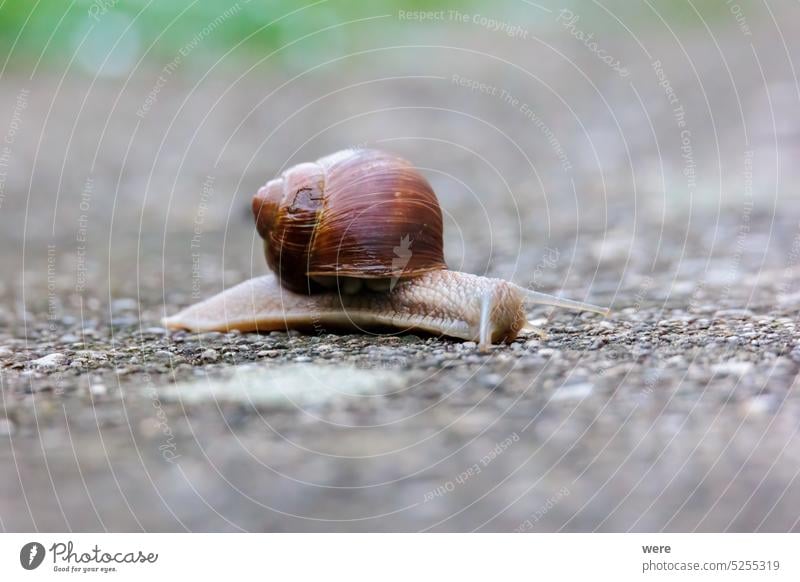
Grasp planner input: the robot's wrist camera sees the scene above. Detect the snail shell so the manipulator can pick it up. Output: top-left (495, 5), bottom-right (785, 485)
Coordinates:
top-left (252, 149), bottom-right (447, 294)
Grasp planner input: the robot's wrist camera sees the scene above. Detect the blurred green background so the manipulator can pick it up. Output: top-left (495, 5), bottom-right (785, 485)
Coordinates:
top-left (0, 0), bottom-right (744, 71)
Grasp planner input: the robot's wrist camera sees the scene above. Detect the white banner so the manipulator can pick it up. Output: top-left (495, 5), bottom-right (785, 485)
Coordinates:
top-left (0, 533), bottom-right (797, 581)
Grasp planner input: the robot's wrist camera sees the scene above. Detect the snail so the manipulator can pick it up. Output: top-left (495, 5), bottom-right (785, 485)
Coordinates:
top-left (164, 149), bottom-right (609, 350)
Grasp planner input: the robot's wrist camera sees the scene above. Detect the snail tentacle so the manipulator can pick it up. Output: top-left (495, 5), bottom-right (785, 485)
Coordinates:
top-left (511, 284), bottom-right (610, 317)
top-left (478, 290), bottom-right (494, 351)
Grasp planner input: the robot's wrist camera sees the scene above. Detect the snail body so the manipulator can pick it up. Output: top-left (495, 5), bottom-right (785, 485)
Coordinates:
top-left (164, 270), bottom-right (527, 345)
top-left (165, 149), bottom-right (608, 349)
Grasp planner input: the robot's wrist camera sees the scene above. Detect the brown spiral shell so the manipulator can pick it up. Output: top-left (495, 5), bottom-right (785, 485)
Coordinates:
top-left (252, 149), bottom-right (447, 294)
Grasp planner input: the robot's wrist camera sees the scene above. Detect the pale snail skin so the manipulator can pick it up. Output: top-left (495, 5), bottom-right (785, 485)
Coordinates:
top-left (164, 149), bottom-right (609, 350)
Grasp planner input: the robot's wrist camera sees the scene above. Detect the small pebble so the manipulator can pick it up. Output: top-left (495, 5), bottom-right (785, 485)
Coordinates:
top-left (76, 350), bottom-right (107, 361)
top-left (711, 361), bottom-right (753, 377)
top-left (153, 350), bottom-right (174, 361)
top-left (481, 373), bottom-right (503, 387)
top-left (111, 298), bottom-right (138, 311)
top-left (741, 394), bottom-right (776, 417)
top-left (31, 353), bottom-right (66, 368)
top-left (551, 382), bottom-right (594, 402)
top-left (201, 349), bottom-right (219, 362)
top-left (142, 327), bottom-right (167, 335)
top-left (0, 417), bottom-right (16, 436)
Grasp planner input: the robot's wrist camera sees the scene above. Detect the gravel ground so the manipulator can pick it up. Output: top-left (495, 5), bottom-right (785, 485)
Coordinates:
top-left (1, 9), bottom-right (800, 531)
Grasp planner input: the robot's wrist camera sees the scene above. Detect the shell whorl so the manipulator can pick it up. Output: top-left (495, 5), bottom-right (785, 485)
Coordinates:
top-left (253, 149), bottom-right (447, 294)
